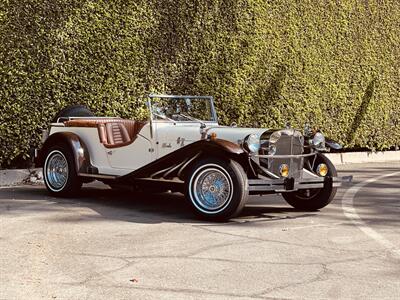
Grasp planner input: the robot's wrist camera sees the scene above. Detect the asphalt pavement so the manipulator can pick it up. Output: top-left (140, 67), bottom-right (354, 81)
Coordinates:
top-left (1, 162), bottom-right (399, 299)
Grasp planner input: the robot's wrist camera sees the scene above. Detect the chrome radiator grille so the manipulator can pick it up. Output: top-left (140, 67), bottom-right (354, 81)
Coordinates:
top-left (267, 129), bottom-right (304, 178)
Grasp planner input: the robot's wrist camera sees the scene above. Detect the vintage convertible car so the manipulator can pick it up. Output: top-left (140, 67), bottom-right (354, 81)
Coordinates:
top-left (36, 94), bottom-right (352, 220)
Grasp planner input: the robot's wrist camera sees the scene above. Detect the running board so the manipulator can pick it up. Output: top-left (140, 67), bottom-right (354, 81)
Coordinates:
top-left (78, 173), bottom-right (118, 180)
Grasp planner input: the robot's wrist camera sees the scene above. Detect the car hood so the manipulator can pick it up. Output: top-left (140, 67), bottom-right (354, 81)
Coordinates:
top-left (206, 126), bottom-right (268, 144)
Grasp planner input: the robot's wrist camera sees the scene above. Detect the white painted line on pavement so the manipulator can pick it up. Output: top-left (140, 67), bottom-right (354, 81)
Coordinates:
top-left (342, 171), bottom-right (400, 259)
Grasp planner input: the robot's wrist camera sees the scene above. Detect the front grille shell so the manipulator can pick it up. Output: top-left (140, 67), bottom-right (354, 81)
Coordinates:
top-left (262, 129), bottom-right (304, 178)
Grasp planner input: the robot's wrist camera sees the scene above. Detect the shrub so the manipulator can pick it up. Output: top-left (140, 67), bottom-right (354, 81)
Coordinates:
top-left (1, 0), bottom-right (399, 168)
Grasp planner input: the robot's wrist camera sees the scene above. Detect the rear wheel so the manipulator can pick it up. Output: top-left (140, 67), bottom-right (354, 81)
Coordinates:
top-left (186, 158), bottom-right (248, 221)
top-left (43, 145), bottom-right (82, 196)
top-left (282, 154), bottom-right (337, 210)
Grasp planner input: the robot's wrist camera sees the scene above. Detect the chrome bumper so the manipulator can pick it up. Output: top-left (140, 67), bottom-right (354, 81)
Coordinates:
top-left (248, 175), bottom-right (353, 193)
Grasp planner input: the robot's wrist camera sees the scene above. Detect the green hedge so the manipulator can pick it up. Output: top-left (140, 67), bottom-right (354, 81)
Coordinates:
top-left (1, 0), bottom-right (399, 168)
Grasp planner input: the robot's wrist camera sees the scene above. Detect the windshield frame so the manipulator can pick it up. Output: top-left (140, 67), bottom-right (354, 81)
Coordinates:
top-left (148, 94), bottom-right (218, 124)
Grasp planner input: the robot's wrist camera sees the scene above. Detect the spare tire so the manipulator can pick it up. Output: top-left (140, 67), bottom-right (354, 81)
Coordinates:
top-left (51, 105), bottom-right (94, 123)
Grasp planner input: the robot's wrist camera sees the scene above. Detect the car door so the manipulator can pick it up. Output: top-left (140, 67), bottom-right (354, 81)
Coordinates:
top-left (154, 121), bottom-right (202, 159)
top-left (104, 123), bottom-right (155, 171)
top-left (106, 135), bottom-right (154, 170)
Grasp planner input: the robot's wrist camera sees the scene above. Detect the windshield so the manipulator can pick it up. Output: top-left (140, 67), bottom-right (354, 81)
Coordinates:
top-left (149, 95), bottom-right (217, 122)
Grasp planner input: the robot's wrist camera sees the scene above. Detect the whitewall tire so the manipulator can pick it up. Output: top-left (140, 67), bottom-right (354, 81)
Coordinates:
top-left (186, 158), bottom-right (248, 221)
top-left (43, 145), bottom-right (82, 196)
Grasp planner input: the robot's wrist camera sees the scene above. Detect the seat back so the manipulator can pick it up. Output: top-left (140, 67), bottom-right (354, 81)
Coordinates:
top-left (65, 118), bottom-right (147, 148)
top-left (105, 123), bottom-right (131, 145)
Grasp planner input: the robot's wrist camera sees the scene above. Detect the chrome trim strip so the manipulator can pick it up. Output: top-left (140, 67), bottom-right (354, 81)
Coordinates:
top-left (255, 152), bottom-right (317, 159)
top-left (149, 94), bottom-right (213, 99)
top-left (248, 175), bottom-right (352, 192)
top-left (56, 116), bottom-right (120, 123)
top-left (177, 152), bottom-right (202, 178)
top-left (164, 159), bottom-right (188, 178)
top-left (248, 178), bottom-right (285, 185)
top-left (78, 173), bottom-right (118, 179)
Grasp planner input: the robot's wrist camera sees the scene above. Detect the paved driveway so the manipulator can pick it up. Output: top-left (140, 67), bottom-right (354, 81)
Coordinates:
top-left (1, 162), bottom-right (399, 299)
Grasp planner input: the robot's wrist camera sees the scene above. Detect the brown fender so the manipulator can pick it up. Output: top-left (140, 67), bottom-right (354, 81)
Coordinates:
top-left (117, 138), bottom-right (250, 183)
top-left (209, 139), bottom-right (245, 155)
top-left (36, 132), bottom-right (91, 174)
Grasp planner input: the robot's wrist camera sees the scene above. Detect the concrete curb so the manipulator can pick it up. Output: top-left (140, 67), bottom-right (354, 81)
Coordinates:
top-left (0, 151), bottom-right (399, 186)
top-left (0, 168), bottom-right (43, 187)
top-left (0, 169), bottom-right (31, 186)
top-left (325, 150), bottom-right (400, 165)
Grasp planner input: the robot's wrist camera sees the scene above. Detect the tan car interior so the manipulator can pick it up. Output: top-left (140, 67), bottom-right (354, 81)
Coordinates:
top-left (64, 119), bottom-right (147, 148)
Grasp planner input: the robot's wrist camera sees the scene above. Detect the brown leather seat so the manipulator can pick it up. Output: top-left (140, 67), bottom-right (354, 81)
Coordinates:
top-left (65, 118), bottom-right (147, 148)
top-left (106, 123), bottom-right (130, 144)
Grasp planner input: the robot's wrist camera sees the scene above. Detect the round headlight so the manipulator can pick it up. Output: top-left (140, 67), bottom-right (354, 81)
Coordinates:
top-left (244, 134), bottom-right (260, 153)
top-left (312, 132), bottom-right (325, 149)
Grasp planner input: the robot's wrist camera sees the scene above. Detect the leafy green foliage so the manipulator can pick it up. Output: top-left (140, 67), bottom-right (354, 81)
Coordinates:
top-left (1, 0), bottom-right (399, 168)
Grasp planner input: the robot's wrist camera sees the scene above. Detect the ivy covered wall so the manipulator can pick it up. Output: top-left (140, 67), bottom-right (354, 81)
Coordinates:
top-left (0, 0), bottom-right (399, 167)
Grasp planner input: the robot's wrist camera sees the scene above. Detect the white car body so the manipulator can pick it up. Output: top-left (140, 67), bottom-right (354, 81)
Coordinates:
top-left (37, 94), bottom-right (352, 220)
top-left (48, 121), bottom-right (272, 176)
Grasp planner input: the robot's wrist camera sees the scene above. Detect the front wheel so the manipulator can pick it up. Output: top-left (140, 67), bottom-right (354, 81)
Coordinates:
top-left (282, 154), bottom-right (337, 210)
top-left (43, 145), bottom-right (82, 196)
top-left (186, 158), bottom-right (248, 221)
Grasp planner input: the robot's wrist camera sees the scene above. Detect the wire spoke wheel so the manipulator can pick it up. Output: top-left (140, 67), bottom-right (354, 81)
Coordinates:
top-left (193, 168), bottom-right (232, 211)
top-left (186, 159), bottom-right (248, 221)
top-left (45, 151), bottom-right (69, 191)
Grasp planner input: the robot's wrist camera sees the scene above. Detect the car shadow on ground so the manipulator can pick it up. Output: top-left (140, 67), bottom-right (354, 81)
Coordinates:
top-left (0, 184), bottom-right (318, 225)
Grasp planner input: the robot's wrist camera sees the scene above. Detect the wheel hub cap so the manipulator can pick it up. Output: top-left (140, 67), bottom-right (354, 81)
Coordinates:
top-left (194, 169), bottom-right (231, 210)
top-left (46, 152), bottom-right (68, 190)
